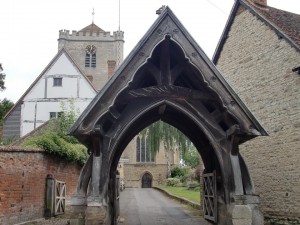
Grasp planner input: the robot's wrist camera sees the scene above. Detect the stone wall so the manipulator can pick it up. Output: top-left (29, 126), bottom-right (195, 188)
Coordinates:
top-left (0, 146), bottom-right (82, 225)
top-left (123, 164), bottom-right (168, 188)
top-left (120, 136), bottom-right (181, 188)
top-left (216, 5), bottom-right (300, 223)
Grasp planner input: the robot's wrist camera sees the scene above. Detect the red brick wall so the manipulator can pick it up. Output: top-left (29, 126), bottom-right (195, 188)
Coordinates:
top-left (0, 146), bottom-right (82, 225)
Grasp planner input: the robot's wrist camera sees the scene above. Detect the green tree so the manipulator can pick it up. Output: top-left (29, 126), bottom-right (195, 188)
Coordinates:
top-left (0, 63), bottom-right (6, 91)
top-left (21, 99), bottom-right (88, 164)
top-left (171, 166), bottom-right (185, 178)
top-left (59, 99), bottom-right (80, 135)
top-left (141, 121), bottom-right (192, 177)
top-left (0, 98), bottom-right (14, 126)
top-left (183, 147), bottom-right (200, 169)
top-left (141, 121), bottom-right (192, 155)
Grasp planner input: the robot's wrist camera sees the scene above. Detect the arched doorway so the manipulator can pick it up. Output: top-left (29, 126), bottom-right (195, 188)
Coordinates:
top-left (142, 172), bottom-right (152, 188)
top-left (141, 172), bottom-right (152, 188)
top-left (69, 7), bottom-right (266, 225)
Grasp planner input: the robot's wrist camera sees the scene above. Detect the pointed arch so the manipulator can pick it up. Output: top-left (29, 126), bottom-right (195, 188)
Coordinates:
top-left (70, 7), bottom-right (266, 225)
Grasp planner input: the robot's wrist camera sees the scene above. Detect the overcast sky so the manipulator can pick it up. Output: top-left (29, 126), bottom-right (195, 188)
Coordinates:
top-left (1, 0), bottom-right (299, 103)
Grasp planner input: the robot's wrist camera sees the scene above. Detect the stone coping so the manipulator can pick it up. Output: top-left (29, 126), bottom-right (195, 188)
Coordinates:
top-left (153, 186), bottom-right (201, 210)
top-left (0, 146), bottom-right (43, 153)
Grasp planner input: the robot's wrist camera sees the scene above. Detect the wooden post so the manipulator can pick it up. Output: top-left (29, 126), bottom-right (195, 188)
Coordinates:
top-left (115, 173), bottom-right (120, 223)
top-left (45, 174), bottom-right (55, 218)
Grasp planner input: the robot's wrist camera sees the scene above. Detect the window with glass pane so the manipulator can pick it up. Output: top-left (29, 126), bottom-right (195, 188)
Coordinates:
top-left (136, 137), bottom-right (140, 162)
top-left (53, 78), bottom-right (62, 86)
top-left (136, 136), bottom-right (154, 163)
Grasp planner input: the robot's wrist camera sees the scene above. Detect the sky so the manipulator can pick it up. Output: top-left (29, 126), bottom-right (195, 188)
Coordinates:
top-left (1, 0), bottom-right (299, 103)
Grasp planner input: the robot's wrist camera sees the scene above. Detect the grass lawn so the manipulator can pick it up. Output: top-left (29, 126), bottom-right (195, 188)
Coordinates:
top-left (158, 186), bottom-right (200, 204)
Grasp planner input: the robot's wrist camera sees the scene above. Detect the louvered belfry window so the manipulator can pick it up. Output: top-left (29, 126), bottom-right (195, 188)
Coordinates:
top-left (85, 45), bottom-right (96, 68)
top-left (85, 53), bottom-right (96, 67)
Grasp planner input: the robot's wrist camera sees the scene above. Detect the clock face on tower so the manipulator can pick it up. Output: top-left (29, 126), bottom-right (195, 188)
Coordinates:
top-left (85, 45), bottom-right (96, 55)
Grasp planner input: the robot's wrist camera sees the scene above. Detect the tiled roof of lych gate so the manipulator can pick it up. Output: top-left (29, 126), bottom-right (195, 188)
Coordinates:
top-left (245, 0), bottom-right (300, 47)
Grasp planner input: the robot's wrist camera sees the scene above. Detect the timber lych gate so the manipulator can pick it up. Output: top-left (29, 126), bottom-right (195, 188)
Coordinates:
top-left (69, 7), bottom-right (266, 225)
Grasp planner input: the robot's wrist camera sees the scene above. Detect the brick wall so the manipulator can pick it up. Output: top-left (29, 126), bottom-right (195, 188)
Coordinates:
top-left (0, 146), bottom-right (82, 225)
top-left (216, 5), bottom-right (300, 223)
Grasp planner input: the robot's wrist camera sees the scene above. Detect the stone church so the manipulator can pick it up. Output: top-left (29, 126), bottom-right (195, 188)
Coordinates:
top-left (3, 21), bottom-right (179, 188)
top-left (119, 136), bottom-right (180, 188)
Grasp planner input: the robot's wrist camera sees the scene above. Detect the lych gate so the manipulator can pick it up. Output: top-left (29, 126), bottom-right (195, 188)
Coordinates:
top-left (69, 7), bottom-right (266, 225)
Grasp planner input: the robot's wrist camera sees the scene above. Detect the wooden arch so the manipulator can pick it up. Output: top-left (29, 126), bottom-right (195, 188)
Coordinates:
top-left (69, 7), bottom-right (266, 225)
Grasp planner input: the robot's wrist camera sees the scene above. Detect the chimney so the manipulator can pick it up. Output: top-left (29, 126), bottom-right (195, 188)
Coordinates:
top-left (253, 0), bottom-right (267, 6)
top-left (107, 60), bottom-right (116, 78)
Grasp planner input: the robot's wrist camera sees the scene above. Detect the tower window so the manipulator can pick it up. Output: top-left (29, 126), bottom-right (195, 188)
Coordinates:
top-left (85, 54), bottom-right (91, 67)
top-left (91, 54), bottom-right (96, 67)
top-left (53, 78), bottom-right (62, 86)
top-left (85, 45), bottom-right (97, 68)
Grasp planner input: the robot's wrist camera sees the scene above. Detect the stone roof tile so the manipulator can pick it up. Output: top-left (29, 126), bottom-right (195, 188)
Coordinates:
top-left (244, 0), bottom-right (300, 47)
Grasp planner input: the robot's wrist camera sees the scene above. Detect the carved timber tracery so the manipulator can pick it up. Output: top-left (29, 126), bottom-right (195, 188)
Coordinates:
top-left (70, 7), bottom-right (266, 225)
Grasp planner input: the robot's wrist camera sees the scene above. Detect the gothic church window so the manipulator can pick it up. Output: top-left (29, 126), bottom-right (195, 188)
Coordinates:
top-left (136, 135), bottom-right (155, 163)
top-left (85, 45), bottom-right (96, 68)
top-left (136, 137), bottom-right (141, 162)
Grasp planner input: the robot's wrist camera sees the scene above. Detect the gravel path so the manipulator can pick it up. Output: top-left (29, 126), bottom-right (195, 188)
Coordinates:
top-left (18, 188), bottom-right (208, 225)
top-left (119, 188), bottom-right (209, 225)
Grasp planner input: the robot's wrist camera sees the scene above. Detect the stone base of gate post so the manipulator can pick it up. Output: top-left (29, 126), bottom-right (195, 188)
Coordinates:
top-left (232, 205), bottom-right (252, 225)
top-left (87, 196), bottom-right (103, 207)
top-left (63, 205), bottom-right (86, 225)
top-left (231, 195), bottom-right (264, 225)
top-left (85, 206), bottom-right (108, 225)
top-left (71, 194), bottom-right (87, 206)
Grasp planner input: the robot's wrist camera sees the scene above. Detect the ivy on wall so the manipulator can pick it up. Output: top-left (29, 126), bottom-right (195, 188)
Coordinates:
top-left (21, 100), bottom-right (88, 164)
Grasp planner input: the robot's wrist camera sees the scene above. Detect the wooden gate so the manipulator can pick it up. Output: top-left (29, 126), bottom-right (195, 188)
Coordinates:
top-left (203, 171), bottom-right (217, 223)
top-left (54, 180), bottom-right (66, 215)
top-left (142, 173), bottom-right (152, 188)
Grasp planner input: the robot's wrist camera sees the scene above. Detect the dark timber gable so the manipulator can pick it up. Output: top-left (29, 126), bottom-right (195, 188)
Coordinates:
top-left (69, 7), bottom-right (267, 224)
top-left (70, 7), bottom-right (267, 141)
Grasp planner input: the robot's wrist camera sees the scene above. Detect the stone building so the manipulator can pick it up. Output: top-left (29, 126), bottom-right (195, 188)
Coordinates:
top-left (2, 23), bottom-right (123, 140)
top-left (3, 21), bottom-right (178, 188)
top-left (213, 0), bottom-right (300, 223)
top-left (2, 49), bottom-right (97, 139)
top-left (58, 23), bottom-right (124, 90)
top-left (119, 136), bottom-right (180, 188)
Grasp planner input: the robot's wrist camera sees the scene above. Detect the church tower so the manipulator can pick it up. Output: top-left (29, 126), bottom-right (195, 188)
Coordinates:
top-left (58, 23), bottom-right (124, 90)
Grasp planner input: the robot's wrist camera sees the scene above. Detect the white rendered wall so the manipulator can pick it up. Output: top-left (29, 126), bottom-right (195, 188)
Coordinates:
top-left (21, 51), bottom-right (96, 137)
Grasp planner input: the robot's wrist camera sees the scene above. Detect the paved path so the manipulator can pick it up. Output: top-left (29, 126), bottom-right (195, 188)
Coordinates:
top-left (118, 188), bottom-right (210, 225)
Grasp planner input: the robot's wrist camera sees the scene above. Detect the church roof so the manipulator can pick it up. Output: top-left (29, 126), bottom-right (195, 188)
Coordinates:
top-left (79, 23), bottom-right (105, 33)
top-left (248, 1), bottom-right (300, 47)
top-left (213, 0), bottom-right (300, 64)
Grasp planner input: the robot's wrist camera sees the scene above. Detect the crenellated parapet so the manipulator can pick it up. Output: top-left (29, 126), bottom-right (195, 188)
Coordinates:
top-left (58, 29), bottom-right (124, 42)
top-left (113, 30), bottom-right (124, 41)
